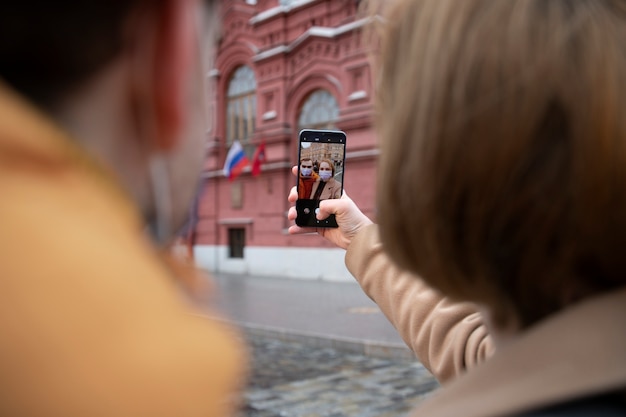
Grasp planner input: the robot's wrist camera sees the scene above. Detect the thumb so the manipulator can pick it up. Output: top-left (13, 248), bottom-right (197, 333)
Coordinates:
top-left (316, 199), bottom-right (344, 219)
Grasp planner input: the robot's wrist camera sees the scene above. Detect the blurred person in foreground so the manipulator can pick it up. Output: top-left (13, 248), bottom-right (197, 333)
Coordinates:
top-left (0, 1), bottom-right (246, 416)
top-left (289, 0), bottom-right (626, 415)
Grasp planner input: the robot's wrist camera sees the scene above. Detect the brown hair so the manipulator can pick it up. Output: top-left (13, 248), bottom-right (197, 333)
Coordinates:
top-left (0, 1), bottom-right (215, 107)
top-left (0, 2), bottom-right (143, 106)
top-left (375, 0), bottom-right (626, 328)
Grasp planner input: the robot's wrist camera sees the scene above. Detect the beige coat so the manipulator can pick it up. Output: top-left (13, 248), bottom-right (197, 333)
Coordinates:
top-left (310, 177), bottom-right (342, 200)
top-left (345, 224), bottom-right (626, 417)
top-left (0, 83), bottom-right (247, 416)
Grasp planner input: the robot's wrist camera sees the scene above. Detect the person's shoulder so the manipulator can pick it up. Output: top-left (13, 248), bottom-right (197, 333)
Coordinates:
top-left (514, 391), bottom-right (626, 417)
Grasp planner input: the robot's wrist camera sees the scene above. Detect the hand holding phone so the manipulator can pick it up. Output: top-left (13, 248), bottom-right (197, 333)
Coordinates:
top-left (295, 129), bottom-right (346, 228)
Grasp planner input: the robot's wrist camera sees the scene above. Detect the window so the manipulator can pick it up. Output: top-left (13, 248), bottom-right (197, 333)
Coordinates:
top-left (298, 89), bottom-right (339, 130)
top-left (228, 228), bottom-right (246, 258)
top-left (226, 66), bottom-right (257, 148)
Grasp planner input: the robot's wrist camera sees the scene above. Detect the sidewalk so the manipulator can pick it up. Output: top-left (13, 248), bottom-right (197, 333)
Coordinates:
top-left (207, 272), bottom-right (415, 360)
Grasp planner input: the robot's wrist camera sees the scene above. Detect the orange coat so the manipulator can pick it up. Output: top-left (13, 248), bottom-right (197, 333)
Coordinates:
top-left (298, 172), bottom-right (319, 199)
top-left (0, 83), bottom-right (247, 417)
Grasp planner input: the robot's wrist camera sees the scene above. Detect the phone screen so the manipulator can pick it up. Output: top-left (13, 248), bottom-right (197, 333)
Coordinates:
top-left (296, 129), bottom-right (346, 228)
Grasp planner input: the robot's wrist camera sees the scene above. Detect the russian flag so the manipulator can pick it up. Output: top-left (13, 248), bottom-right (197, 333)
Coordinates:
top-left (223, 140), bottom-right (250, 181)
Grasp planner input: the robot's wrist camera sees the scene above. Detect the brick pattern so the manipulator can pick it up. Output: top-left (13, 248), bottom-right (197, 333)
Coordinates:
top-left (237, 333), bottom-right (440, 417)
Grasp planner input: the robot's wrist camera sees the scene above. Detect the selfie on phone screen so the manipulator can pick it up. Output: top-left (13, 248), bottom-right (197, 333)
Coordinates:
top-left (296, 129), bottom-right (346, 228)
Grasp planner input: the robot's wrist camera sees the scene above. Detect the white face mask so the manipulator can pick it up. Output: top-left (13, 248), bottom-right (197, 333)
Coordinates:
top-left (319, 171), bottom-right (332, 181)
top-left (147, 155), bottom-right (173, 246)
top-left (301, 167), bottom-right (313, 177)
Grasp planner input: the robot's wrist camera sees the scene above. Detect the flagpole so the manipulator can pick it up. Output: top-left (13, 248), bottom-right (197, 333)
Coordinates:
top-left (214, 150), bottom-right (221, 272)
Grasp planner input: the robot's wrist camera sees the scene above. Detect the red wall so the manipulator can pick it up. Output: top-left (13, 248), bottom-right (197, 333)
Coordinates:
top-left (196, 0), bottom-right (377, 248)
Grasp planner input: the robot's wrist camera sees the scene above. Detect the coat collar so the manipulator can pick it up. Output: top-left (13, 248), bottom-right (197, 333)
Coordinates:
top-left (413, 287), bottom-right (626, 417)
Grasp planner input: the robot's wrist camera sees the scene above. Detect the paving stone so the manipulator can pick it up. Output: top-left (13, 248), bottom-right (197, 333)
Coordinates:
top-left (236, 332), bottom-right (439, 417)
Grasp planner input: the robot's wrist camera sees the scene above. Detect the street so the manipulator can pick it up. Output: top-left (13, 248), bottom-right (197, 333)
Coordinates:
top-left (238, 332), bottom-right (439, 417)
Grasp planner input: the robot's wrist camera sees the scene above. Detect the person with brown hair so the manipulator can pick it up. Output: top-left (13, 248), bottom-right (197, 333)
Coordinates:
top-left (310, 158), bottom-right (342, 200)
top-left (289, 0), bottom-right (626, 415)
top-left (0, 1), bottom-right (246, 416)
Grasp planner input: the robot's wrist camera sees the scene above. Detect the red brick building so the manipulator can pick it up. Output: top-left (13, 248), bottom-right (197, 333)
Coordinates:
top-left (193, 0), bottom-right (378, 280)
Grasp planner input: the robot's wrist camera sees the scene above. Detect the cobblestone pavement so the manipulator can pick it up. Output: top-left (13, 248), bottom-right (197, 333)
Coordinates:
top-left (237, 333), bottom-right (440, 417)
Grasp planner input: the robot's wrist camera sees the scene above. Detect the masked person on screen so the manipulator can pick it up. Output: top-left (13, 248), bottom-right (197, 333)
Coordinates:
top-left (0, 1), bottom-right (247, 416)
top-left (289, 0), bottom-right (626, 416)
top-left (298, 157), bottom-right (319, 199)
top-left (310, 159), bottom-right (342, 200)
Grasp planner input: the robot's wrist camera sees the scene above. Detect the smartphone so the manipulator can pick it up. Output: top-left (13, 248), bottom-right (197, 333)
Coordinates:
top-left (296, 129), bottom-right (347, 228)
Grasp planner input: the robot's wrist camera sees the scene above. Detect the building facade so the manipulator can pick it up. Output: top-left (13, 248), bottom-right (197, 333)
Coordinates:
top-left (193, 0), bottom-right (378, 281)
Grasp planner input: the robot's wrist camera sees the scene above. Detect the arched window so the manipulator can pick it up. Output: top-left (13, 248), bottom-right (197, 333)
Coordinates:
top-left (298, 89), bottom-right (339, 130)
top-left (226, 65), bottom-right (257, 146)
